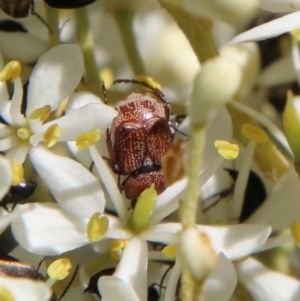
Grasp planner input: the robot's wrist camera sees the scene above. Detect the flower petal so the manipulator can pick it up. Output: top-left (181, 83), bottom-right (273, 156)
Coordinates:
top-left (236, 257), bottom-right (300, 301)
top-left (230, 11), bottom-right (300, 44)
top-left (29, 145), bottom-right (105, 218)
top-left (0, 31), bottom-right (48, 63)
top-left (0, 276), bottom-right (52, 301)
top-left (99, 238), bottom-right (148, 301)
top-left (259, 0), bottom-right (300, 12)
top-left (246, 168), bottom-right (300, 231)
top-left (0, 155), bottom-right (11, 199)
top-left (11, 203), bottom-right (89, 256)
top-left (30, 102), bottom-right (117, 145)
top-left (26, 44), bottom-right (84, 116)
top-left (144, 223), bottom-right (271, 260)
top-left (202, 253), bottom-right (237, 301)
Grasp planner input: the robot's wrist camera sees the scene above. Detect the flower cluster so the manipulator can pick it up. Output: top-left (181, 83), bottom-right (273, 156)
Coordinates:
top-left (0, 0), bottom-right (300, 301)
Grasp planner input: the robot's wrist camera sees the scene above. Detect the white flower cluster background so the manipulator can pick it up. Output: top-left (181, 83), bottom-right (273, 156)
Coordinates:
top-left (0, 0), bottom-right (300, 301)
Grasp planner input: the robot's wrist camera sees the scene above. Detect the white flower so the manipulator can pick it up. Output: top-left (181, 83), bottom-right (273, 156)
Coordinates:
top-left (0, 44), bottom-right (116, 164)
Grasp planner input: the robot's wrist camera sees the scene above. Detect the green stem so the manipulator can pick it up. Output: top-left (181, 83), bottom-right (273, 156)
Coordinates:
top-left (45, 4), bottom-right (60, 48)
top-left (157, 4), bottom-right (218, 301)
top-left (180, 125), bottom-right (206, 225)
top-left (75, 7), bottom-right (102, 96)
top-left (112, 9), bottom-right (146, 75)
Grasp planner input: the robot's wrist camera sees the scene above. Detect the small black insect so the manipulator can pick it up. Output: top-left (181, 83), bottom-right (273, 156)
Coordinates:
top-left (203, 168), bottom-right (267, 222)
top-left (84, 264), bottom-right (173, 301)
top-left (0, 0), bottom-right (96, 18)
top-left (1, 179), bottom-right (37, 211)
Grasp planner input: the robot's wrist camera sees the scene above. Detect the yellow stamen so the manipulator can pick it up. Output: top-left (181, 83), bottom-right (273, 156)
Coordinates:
top-left (109, 240), bottom-right (126, 252)
top-left (241, 124), bottom-right (269, 144)
top-left (29, 105), bottom-right (51, 122)
top-left (47, 258), bottom-right (72, 280)
top-left (291, 29), bottom-right (300, 41)
top-left (11, 159), bottom-right (23, 186)
top-left (16, 127), bottom-right (31, 141)
top-left (291, 222), bottom-right (300, 247)
top-left (162, 244), bottom-right (177, 259)
top-left (0, 61), bottom-right (21, 81)
top-left (0, 286), bottom-right (15, 301)
top-left (127, 184), bottom-right (157, 234)
top-left (135, 75), bottom-right (161, 90)
top-left (43, 124), bottom-right (61, 148)
top-left (56, 97), bottom-right (69, 118)
top-left (87, 213), bottom-right (109, 242)
top-left (214, 140), bottom-right (239, 160)
top-left (76, 129), bottom-right (100, 149)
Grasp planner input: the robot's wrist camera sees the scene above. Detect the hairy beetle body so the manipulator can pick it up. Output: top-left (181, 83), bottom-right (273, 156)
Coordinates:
top-left (106, 91), bottom-right (173, 200)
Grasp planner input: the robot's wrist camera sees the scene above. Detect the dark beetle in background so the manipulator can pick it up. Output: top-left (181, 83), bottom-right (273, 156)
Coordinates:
top-left (1, 179), bottom-right (36, 211)
top-left (0, 0), bottom-right (96, 19)
top-left (106, 79), bottom-right (174, 201)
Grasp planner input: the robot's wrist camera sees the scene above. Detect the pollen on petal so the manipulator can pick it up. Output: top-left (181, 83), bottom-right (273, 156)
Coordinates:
top-left (0, 61), bottom-right (21, 82)
top-left (241, 124), bottom-right (269, 144)
top-left (17, 127), bottom-right (31, 141)
top-left (87, 212), bottom-right (108, 242)
top-left (291, 29), bottom-right (300, 42)
top-left (127, 184), bottom-right (157, 234)
top-left (214, 140), bottom-right (239, 160)
top-left (162, 244), bottom-right (177, 259)
top-left (43, 124), bottom-right (61, 148)
top-left (291, 222), bottom-right (300, 247)
top-left (47, 258), bottom-right (72, 280)
top-left (29, 105), bottom-right (51, 122)
top-left (75, 129), bottom-right (100, 149)
top-left (109, 240), bottom-right (126, 252)
top-left (11, 159), bottom-right (23, 185)
top-left (0, 286), bottom-right (14, 301)
top-left (135, 75), bottom-right (162, 90)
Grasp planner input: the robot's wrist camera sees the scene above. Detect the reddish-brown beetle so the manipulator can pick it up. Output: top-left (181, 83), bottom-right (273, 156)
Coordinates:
top-left (106, 78), bottom-right (174, 201)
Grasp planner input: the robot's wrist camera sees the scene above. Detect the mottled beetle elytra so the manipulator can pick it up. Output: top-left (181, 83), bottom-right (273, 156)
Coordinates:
top-left (105, 78), bottom-right (175, 203)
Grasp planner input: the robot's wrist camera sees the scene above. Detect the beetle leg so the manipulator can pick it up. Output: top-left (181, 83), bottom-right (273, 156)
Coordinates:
top-left (101, 81), bottom-right (108, 104)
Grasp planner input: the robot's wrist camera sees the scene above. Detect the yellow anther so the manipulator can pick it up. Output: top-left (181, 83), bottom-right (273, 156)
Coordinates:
top-left (162, 244), bottom-right (177, 259)
top-left (76, 129), bottom-right (100, 149)
top-left (56, 97), bottom-right (69, 118)
top-left (135, 75), bottom-right (162, 90)
top-left (43, 124), bottom-right (61, 148)
top-left (100, 68), bottom-right (114, 87)
top-left (0, 286), bottom-right (15, 301)
top-left (29, 105), bottom-right (51, 122)
top-left (47, 258), bottom-right (72, 280)
top-left (214, 140), bottom-right (239, 160)
top-left (109, 240), bottom-right (126, 252)
top-left (16, 127), bottom-right (31, 141)
top-left (291, 29), bottom-right (300, 41)
top-left (11, 159), bottom-right (23, 186)
top-left (127, 184), bottom-right (157, 234)
top-left (241, 124), bottom-right (269, 144)
top-left (87, 213), bottom-right (109, 242)
top-left (291, 222), bottom-right (300, 247)
top-left (0, 61), bottom-right (21, 81)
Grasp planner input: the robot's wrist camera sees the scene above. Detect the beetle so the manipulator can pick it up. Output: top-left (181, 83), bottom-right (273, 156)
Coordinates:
top-left (84, 265), bottom-right (170, 301)
top-left (0, 0), bottom-right (95, 24)
top-left (1, 179), bottom-right (37, 211)
top-left (0, 248), bottom-right (78, 301)
top-left (202, 168), bottom-right (267, 222)
top-left (106, 78), bottom-right (174, 201)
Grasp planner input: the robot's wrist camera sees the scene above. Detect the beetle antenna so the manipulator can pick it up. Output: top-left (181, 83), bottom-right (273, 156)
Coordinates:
top-left (36, 258), bottom-right (45, 272)
top-left (57, 264), bottom-right (79, 301)
top-left (30, 0), bottom-right (51, 32)
top-left (168, 124), bottom-right (190, 137)
top-left (113, 79), bottom-right (169, 104)
top-left (158, 263), bottom-right (173, 297)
